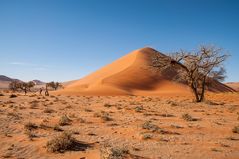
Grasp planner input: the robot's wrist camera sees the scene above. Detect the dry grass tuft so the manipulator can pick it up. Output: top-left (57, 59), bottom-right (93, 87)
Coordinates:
top-left (59, 115), bottom-right (72, 126)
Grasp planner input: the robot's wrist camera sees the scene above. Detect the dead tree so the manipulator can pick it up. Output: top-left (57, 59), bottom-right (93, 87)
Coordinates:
top-left (151, 45), bottom-right (229, 102)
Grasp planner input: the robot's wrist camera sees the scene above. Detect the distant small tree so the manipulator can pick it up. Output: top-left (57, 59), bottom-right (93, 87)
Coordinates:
top-left (47, 81), bottom-right (62, 90)
top-left (152, 45), bottom-right (229, 102)
top-left (20, 82), bottom-right (28, 95)
top-left (19, 81), bottom-right (36, 95)
top-left (27, 81), bottom-right (35, 91)
top-left (44, 81), bottom-right (62, 96)
top-left (9, 80), bottom-right (21, 92)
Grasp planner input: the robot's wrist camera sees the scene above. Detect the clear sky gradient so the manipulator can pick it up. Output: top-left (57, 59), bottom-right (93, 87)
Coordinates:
top-left (0, 0), bottom-right (238, 82)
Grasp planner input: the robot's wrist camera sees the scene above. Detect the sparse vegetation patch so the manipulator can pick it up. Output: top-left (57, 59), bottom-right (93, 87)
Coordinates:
top-left (142, 121), bottom-right (159, 132)
top-left (232, 126), bottom-right (239, 134)
top-left (46, 131), bottom-right (76, 152)
top-left (182, 113), bottom-right (199, 121)
top-left (59, 115), bottom-right (72, 126)
top-left (100, 144), bottom-right (129, 159)
top-left (9, 94), bottom-right (17, 98)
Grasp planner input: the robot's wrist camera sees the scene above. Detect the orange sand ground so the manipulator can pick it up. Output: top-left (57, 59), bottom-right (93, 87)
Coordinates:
top-left (0, 91), bottom-right (239, 159)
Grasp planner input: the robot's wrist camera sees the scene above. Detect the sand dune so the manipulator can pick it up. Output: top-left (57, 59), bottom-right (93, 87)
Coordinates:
top-left (226, 82), bottom-right (239, 91)
top-left (57, 47), bottom-right (234, 96)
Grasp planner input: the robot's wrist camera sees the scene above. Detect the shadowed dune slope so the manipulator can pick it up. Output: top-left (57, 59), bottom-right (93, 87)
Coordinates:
top-left (57, 47), bottom-right (235, 95)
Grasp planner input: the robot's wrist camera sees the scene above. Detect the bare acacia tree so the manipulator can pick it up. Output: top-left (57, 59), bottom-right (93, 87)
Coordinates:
top-left (9, 81), bottom-right (35, 95)
top-left (151, 45), bottom-right (229, 102)
top-left (9, 80), bottom-right (21, 92)
top-left (20, 81), bottom-right (35, 95)
top-left (47, 81), bottom-right (62, 90)
top-left (44, 81), bottom-right (62, 96)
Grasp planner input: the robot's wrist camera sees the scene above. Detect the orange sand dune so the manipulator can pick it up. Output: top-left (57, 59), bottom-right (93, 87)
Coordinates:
top-left (57, 47), bottom-right (234, 96)
top-left (226, 82), bottom-right (239, 91)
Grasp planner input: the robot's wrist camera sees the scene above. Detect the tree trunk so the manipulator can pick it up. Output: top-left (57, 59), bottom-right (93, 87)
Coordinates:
top-left (199, 77), bottom-right (206, 102)
top-left (191, 83), bottom-right (200, 102)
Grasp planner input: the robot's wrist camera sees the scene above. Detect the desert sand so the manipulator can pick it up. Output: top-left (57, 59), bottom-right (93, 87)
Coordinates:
top-left (0, 92), bottom-right (239, 159)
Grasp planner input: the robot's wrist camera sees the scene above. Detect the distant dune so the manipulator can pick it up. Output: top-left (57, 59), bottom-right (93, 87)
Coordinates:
top-left (32, 80), bottom-right (45, 85)
top-left (0, 75), bottom-right (20, 89)
top-left (57, 47), bottom-right (234, 96)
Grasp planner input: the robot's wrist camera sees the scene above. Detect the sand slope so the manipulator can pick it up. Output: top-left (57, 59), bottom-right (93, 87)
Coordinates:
top-left (57, 47), bottom-right (234, 95)
top-left (226, 82), bottom-right (239, 91)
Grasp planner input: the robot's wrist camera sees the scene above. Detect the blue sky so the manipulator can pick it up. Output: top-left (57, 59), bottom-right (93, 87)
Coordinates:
top-left (0, 0), bottom-right (238, 82)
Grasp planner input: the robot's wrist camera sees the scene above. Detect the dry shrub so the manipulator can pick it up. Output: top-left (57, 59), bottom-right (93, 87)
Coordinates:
top-left (47, 131), bottom-right (92, 153)
top-left (24, 122), bottom-right (38, 140)
top-left (25, 130), bottom-right (37, 140)
top-left (104, 103), bottom-right (113, 108)
top-left (84, 108), bottom-right (93, 112)
top-left (100, 144), bottom-right (129, 159)
top-left (59, 115), bottom-right (71, 126)
top-left (43, 108), bottom-right (55, 113)
top-left (141, 133), bottom-right (153, 140)
top-left (142, 121), bottom-right (159, 132)
top-left (46, 131), bottom-right (75, 152)
top-left (101, 112), bottom-right (113, 121)
top-left (9, 94), bottom-right (17, 98)
top-left (24, 122), bottom-right (38, 131)
top-left (134, 106), bottom-right (143, 112)
top-left (94, 111), bottom-right (113, 121)
top-left (232, 126), bottom-right (239, 134)
top-left (53, 125), bottom-right (63, 132)
top-left (182, 113), bottom-right (198, 121)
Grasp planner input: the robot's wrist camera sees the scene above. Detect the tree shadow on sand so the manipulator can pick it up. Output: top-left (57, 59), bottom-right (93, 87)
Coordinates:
top-left (69, 140), bottom-right (94, 151)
